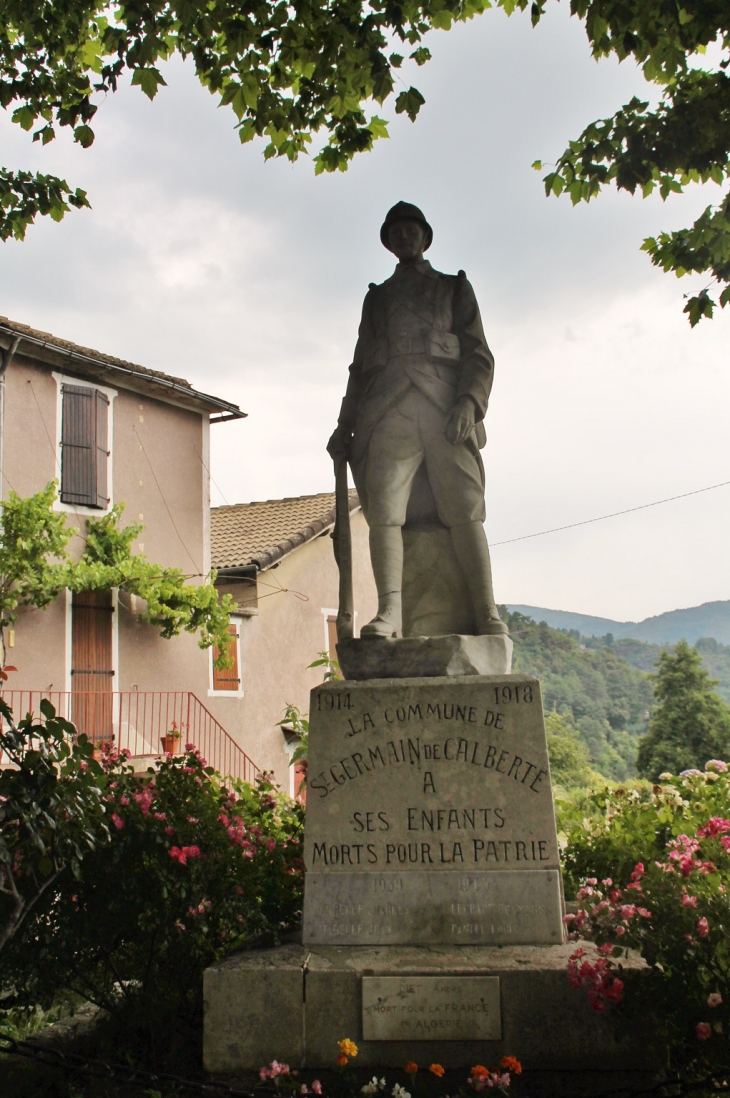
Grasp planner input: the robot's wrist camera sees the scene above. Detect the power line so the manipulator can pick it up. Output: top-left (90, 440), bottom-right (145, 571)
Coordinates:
top-left (134, 426), bottom-right (200, 573)
top-left (491, 478), bottom-right (730, 548)
top-left (193, 444), bottom-right (230, 506)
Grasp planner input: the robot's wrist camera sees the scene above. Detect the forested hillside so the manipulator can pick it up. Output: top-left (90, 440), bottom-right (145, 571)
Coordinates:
top-left (579, 635), bottom-right (730, 705)
top-left (503, 609), bottom-right (653, 781)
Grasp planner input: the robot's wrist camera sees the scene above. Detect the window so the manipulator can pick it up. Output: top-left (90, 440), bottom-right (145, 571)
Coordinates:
top-left (212, 622), bottom-right (241, 692)
top-left (327, 614), bottom-right (338, 659)
top-left (326, 613), bottom-right (343, 679)
top-left (60, 384), bottom-right (110, 508)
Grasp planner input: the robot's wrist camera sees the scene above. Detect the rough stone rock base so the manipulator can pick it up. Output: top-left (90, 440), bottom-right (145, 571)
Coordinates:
top-left (336, 635), bottom-right (513, 680)
top-left (203, 941), bottom-right (660, 1084)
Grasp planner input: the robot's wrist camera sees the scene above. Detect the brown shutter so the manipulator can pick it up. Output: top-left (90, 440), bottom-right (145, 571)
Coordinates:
top-left (60, 385), bottom-right (109, 508)
top-left (327, 615), bottom-right (342, 678)
top-left (95, 389), bottom-right (109, 508)
top-left (212, 623), bottom-right (240, 690)
top-left (71, 589), bottom-right (114, 743)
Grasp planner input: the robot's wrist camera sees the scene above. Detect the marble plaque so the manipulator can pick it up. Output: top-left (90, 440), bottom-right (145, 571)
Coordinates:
top-left (362, 976), bottom-right (501, 1041)
top-left (302, 676), bottom-right (563, 945)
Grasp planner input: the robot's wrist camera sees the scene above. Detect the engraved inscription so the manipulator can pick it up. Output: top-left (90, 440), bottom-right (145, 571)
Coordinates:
top-left (303, 870), bottom-right (565, 946)
top-left (301, 676), bottom-right (564, 945)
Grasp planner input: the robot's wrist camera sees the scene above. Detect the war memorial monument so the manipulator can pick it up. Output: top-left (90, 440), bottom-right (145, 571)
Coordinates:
top-left (204, 205), bottom-right (650, 1084)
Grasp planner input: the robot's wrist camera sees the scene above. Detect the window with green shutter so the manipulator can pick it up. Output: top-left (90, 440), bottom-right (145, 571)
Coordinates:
top-left (60, 385), bottom-right (110, 508)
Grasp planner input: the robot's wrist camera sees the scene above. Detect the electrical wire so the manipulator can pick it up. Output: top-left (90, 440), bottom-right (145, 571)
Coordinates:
top-left (133, 426), bottom-right (200, 574)
top-left (193, 443), bottom-right (230, 506)
top-left (491, 478), bottom-right (730, 547)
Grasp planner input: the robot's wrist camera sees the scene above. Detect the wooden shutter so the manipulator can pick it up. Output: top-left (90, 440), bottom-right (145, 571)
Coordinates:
top-left (327, 615), bottom-right (342, 678)
top-left (71, 589), bottom-right (114, 743)
top-left (60, 385), bottom-right (109, 508)
top-left (294, 762), bottom-right (307, 804)
top-left (94, 389), bottom-right (109, 508)
top-left (212, 623), bottom-right (240, 690)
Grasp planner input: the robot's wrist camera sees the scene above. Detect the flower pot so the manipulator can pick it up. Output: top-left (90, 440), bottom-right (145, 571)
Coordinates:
top-left (161, 735), bottom-right (180, 754)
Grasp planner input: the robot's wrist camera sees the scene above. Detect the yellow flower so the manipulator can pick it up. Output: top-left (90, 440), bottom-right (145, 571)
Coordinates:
top-left (338, 1039), bottom-right (358, 1059)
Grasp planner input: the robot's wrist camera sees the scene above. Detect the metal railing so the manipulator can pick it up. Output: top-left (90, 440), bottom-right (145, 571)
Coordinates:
top-left (0, 691), bottom-right (260, 785)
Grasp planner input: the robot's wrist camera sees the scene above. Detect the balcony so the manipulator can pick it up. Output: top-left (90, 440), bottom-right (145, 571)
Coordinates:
top-left (0, 691), bottom-right (260, 785)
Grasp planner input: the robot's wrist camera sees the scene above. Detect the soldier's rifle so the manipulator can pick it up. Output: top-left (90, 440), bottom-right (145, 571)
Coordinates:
top-left (332, 450), bottom-right (354, 643)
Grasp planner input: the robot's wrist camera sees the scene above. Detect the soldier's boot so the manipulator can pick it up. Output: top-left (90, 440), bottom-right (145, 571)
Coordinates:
top-left (449, 521), bottom-right (509, 636)
top-left (361, 524), bottom-right (403, 638)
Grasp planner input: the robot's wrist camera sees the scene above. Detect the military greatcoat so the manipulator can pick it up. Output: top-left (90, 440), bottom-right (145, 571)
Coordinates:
top-left (340, 258), bottom-right (495, 528)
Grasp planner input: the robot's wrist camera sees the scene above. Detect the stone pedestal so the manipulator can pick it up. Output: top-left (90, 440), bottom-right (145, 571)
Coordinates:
top-left (336, 635), bottom-right (513, 681)
top-left (303, 676), bottom-right (562, 947)
top-left (203, 670), bottom-right (662, 1086)
top-left (203, 940), bottom-right (659, 1084)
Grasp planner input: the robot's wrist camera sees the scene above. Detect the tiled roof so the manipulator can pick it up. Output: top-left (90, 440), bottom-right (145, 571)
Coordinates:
top-left (0, 317), bottom-right (244, 420)
top-left (211, 490), bottom-right (360, 571)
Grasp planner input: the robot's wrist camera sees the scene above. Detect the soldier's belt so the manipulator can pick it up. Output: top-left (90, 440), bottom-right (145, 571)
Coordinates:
top-left (391, 334), bottom-right (428, 356)
top-left (390, 330), bottom-right (460, 363)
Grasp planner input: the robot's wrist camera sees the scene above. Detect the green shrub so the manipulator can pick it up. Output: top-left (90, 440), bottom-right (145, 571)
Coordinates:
top-left (563, 760), bottom-right (730, 1076)
top-left (0, 699), bottom-right (109, 952)
top-left (2, 745), bottom-right (304, 1070)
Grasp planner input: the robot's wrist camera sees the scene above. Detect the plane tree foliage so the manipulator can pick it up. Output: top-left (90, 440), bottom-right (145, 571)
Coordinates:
top-left (530, 0), bottom-right (730, 326)
top-left (1, 0), bottom-right (728, 322)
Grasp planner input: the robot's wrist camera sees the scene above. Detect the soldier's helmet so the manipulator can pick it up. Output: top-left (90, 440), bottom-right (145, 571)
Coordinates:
top-left (380, 201), bottom-right (433, 251)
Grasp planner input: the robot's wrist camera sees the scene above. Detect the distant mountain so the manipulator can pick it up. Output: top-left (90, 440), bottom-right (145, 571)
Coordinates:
top-left (507, 600), bottom-right (730, 645)
top-left (507, 606), bottom-right (634, 638)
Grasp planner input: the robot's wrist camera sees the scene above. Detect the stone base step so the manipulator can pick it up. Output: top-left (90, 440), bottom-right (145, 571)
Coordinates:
top-left (203, 940), bottom-right (661, 1082)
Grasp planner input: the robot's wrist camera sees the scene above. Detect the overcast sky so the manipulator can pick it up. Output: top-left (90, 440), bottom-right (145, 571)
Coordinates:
top-left (1, 4), bottom-right (728, 623)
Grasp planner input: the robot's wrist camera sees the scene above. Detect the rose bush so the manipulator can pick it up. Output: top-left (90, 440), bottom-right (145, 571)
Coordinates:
top-left (562, 760), bottom-right (730, 1076)
top-left (2, 744), bottom-right (304, 1070)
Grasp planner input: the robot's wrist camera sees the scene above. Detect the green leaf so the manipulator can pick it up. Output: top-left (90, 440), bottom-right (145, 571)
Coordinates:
top-left (367, 115), bottom-right (389, 141)
top-left (74, 125), bottom-right (95, 148)
top-left (12, 106), bottom-right (36, 132)
top-left (395, 86), bottom-right (426, 121)
top-left (131, 67), bottom-right (168, 101)
top-left (410, 47), bottom-right (431, 66)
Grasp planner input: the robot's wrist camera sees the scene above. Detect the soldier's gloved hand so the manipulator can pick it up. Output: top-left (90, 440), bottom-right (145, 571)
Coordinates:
top-left (445, 396), bottom-right (476, 444)
top-left (327, 423), bottom-right (353, 459)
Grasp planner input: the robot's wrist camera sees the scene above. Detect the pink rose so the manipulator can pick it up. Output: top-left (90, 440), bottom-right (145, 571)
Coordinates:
top-left (697, 917), bottom-right (710, 938)
top-left (111, 813), bottom-right (124, 830)
top-left (312, 1082), bottom-right (322, 1095)
top-left (708, 993), bottom-right (723, 1008)
top-left (681, 894), bottom-right (698, 908)
top-left (696, 1022), bottom-right (711, 1041)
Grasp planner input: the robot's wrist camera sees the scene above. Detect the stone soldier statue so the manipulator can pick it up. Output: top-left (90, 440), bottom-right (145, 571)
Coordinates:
top-left (328, 202), bottom-right (507, 640)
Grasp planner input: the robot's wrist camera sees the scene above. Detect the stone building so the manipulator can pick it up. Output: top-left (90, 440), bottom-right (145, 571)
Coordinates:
top-left (0, 315), bottom-right (261, 781)
top-left (210, 491), bottom-right (377, 793)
